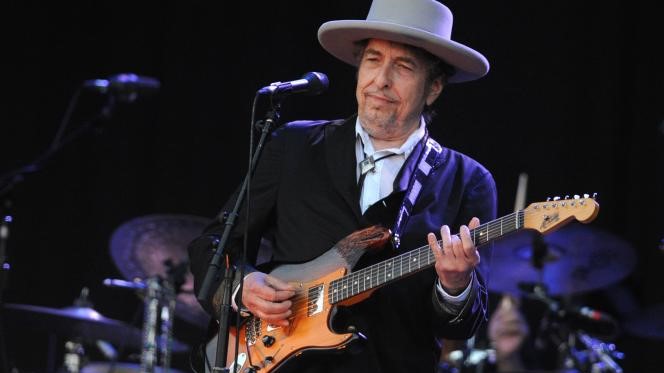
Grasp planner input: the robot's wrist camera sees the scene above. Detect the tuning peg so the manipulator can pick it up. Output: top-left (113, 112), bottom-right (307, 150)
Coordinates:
top-left (546, 197), bottom-right (552, 202)
top-left (564, 195), bottom-right (570, 200)
top-left (583, 193), bottom-right (589, 198)
top-left (574, 194), bottom-right (580, 199)
top-left (592, 192), bottom-right (598, 200)
top-left (553, 196), bottom-right (561, 201)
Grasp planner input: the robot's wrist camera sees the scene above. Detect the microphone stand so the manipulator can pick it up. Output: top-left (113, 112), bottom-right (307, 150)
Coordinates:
top-left (197, 103), bottom-right (282, 372)
top-left (0, 90), bottom-right (119, 373)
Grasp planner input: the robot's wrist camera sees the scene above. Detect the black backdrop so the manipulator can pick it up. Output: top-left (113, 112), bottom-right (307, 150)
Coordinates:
top-left (2, 1), bottom-right (663, 372)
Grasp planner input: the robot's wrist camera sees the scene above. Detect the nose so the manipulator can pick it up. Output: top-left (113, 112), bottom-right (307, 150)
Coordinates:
top-left (373, 63), bottom-right (393, 89)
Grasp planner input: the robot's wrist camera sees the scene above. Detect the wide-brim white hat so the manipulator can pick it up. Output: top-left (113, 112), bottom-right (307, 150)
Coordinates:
top-left (318, 0), bottom-right (489, 83)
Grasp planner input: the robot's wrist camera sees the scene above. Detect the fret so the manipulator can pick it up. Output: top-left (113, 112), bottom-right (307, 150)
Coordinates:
top-left (376, 262), bottom-right (383, 286)
top-left (397, 255), bottom-right (403, 277)
top-left (386, 260), bottom-right (392, 284)
top-left (342, 274), bottom-right (348, 300)
top-left (378, 263), bottom-right (387, 284)
top-left (377, 261), bottom-right (383, 287)
top-left (369, 264), bottom-right (376, 288)
top-left (330, 281), bottom-right (336, 304)
top-left (387, 260), bottom-right (393, 283)
top-left (351, 272), bottom-right (358, 297)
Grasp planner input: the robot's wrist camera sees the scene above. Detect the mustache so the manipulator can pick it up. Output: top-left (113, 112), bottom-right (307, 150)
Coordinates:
top-left (364, 89), bottom-right (398, 102)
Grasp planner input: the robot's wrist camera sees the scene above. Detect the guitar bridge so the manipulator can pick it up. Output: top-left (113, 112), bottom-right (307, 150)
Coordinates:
top-left (307, 284), bottom-right (324, 316)
top-left (244, 317), bottom-right (262, 346)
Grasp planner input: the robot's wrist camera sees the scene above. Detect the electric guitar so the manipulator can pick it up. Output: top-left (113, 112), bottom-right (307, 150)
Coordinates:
top-left (205, 195), bottom-right (599, 373)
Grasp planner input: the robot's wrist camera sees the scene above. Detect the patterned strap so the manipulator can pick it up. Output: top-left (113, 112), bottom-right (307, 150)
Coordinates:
top-left (391, 136), bottom-right (443, 249)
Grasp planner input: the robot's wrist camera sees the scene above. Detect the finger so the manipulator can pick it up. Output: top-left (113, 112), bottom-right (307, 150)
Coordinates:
top-left (468, 217), bottom-right (480, 229)
top-left (255, 284), bottom-right (295, 303)
top-left (265, 275), bottom-right (296, 292)
top-left (253, 308), bottom-right (292, 326)
top-left (459, 225), bottom-right (475, 259)
top-left (252, 297), bottom-right (293, 315)
top-left (439, 225), bottom-right (455, 258)
top-left (428, 232), bottom-right (443, 261)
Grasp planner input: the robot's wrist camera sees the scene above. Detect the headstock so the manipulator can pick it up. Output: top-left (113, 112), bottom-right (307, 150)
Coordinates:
top-left (523, 193), bottom-right (599, 234)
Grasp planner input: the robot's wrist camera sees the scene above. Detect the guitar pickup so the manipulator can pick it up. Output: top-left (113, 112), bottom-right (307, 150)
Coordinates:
top-left (307, 284), bottom-right (324, 316)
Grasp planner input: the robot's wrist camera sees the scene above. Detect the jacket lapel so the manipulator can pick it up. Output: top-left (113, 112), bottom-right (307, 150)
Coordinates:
top-left (325, 117), bottom-right (363, 221)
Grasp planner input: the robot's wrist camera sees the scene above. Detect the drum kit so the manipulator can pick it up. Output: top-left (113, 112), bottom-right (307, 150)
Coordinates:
top-left (2, 213), bottom-right (212, 373)
top-left (2, 213), bottom-right (662, 373)
top-left (439, 223), bottom-right (662, 373)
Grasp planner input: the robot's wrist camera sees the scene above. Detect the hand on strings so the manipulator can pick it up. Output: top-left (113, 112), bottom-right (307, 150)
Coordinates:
top-left (428, 217), bottom-right (481, 295)
top-left (241, 272), bottom-right (296, 327)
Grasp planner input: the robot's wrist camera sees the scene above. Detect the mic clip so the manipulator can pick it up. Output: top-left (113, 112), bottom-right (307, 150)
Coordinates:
top-left (258, 82), bottom-right (282, 95)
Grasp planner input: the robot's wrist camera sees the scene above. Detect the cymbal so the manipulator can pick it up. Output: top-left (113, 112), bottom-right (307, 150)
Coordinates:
top-left (109, 214), bottom-right (211, 328)
top-left (623, 303), bottom-right (664, 340)
top-left (486, 223), bottom-right (636, 296)
top-left (2, 303), bottom-right (188, 352)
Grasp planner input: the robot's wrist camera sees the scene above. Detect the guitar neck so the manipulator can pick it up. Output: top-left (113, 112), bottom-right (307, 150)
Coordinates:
top-left (328, 210), bottom-right (524, 304)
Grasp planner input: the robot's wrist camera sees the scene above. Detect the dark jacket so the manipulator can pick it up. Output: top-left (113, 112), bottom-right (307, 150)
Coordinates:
top-left (188, 116), bottom-right (497, 373)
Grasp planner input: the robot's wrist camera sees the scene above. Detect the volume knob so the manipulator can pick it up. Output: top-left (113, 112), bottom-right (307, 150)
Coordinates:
top-left (262, 335), bottom-right (275, 347)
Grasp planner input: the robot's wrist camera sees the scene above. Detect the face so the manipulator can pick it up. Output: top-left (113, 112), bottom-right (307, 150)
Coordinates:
top-left (356, 39), bottom-right (443, 143)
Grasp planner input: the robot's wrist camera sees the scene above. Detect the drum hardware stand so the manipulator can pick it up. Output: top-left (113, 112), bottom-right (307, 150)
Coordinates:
top-left (58, 288), bottom-right (96, 373)
top-left (105, 276), bottom-right (177, 373)
top-left (567, 331), bottom-right (624, 373)
top-left (0, 198), bottom-right (11, 373)
top-left (141, 276), bottom-right (177, 373)
top-left (62, 340), bottom-right (86, 373)
top-left (104, 260), bottom-right (185, 373)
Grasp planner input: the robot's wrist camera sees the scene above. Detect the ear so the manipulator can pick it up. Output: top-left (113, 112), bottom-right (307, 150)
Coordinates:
top-left (426, 77), bottom-right (444, 106)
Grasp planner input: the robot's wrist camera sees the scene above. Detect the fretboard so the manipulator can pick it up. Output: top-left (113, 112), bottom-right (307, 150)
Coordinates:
top-left (328, 210), bottom-right (524, 304)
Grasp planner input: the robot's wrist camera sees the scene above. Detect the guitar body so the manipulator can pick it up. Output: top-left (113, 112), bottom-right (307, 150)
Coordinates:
top-left (206, 226), bottom-right (391, 373)
top-left (207, 268), bottom-right (354, 373)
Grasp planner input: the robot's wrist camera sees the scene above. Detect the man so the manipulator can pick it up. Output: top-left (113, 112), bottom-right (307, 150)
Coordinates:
top-left (188, 0), bottom-right (497, 372)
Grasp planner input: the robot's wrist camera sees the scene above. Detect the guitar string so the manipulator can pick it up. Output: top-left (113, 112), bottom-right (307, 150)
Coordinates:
top-left (254, 201), bottom-right (592, 318)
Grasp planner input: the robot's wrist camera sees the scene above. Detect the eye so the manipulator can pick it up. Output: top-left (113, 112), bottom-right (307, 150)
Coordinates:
top-left (397, 62), bottom-right (414, 72)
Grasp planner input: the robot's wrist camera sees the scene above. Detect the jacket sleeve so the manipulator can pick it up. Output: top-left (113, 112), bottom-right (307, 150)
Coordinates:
top-left (430, 166), bottom-right (497, 339)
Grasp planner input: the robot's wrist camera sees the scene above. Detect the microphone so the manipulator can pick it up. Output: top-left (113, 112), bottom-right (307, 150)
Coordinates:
top-left (83, 73), bottom-right (161, 102)
top-left (258, 71), bottom-right (328, 99)
top-left (571, 306), bottom-right (616, 324)
top-left (517, 282), bottom-right (616, 324)
top-left (103, 278), bottom-right (146, 290)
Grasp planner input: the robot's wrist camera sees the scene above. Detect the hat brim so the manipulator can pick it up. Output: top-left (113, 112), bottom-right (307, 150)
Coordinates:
top-left (318, 20), bottom-right (489, 83)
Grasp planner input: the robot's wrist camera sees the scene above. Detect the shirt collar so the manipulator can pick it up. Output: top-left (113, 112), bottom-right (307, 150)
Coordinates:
top-left (355, 117), bottom-right (426, 158)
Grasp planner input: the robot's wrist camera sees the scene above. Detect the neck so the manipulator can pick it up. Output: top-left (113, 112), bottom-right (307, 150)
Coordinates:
top-left (370, 136), bottom-right (408, 151)
top-left (362, 119), bottom-right (421, 151)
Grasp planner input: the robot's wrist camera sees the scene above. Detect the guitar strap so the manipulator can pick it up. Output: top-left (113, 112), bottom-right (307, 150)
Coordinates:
top-left (391, 134), bottom-right (443, 249)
